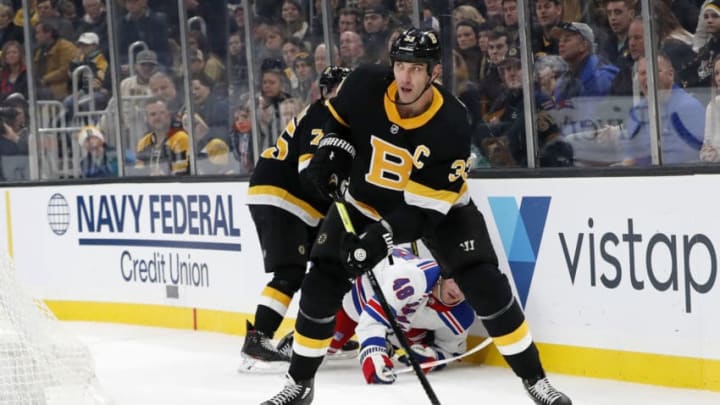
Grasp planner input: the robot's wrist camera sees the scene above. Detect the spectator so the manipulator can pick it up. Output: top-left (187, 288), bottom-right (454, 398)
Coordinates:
top-left (148, 71), bottom-right (183, 117)
top-left (501, 0), bottom-right (519, 45)
top-left (75, 0), bottom-right (107, 56)
top-left (135, 97), bottom-right (190, 176)
top-left (692, 0), bottom-right (720, 88)
top-left (257, 25), bottom-right (285, 71)
top-left (0, 4), bottom-right (23, 48)
top-left (551, 22), bottom-right (619, 105)
top-left (77, 125), bottom-right (116, 178)
top-left (532, 0), bottom-right (562, 57)
top-left (33, 21), bottom-right (77, 100)
top-left (338, 7), bottom-right (363, 34)
top-left (188, 30), bottom-right (226, 85)
top-left (228, 104), bottom-right (254, 175)
top-left (455, 19), bottom-right (483, 82)
top-left (666, 0), bottom-right (700, 33)
top-left (227, 33), bottom-right (249, 101)
top-left (291, 52), bottom-right (315, 103)
top-left (475, 47), bottom-right (555, 167)
top-left (452, 4), bottom-right (486, 26)
top-left (362, 5), bottom-right (392, 63)
top-left (621, 54), bottom-right (705, 166)
top-left (64, 32), bottom-right (109, 118)
top-left (190, 73), bottom-right (229, 139)
top-left (228, 3), bottom-right (244, 34)
top-left (602, 0), bottom-right (635, 69)
top-left (477, 27), bottom-right (509, 116)
top-left (308, 43), bottom-right (339, 102)
top-left (339, 30), bottom-right (365, 67)
top-left (535, 54), bottom-right (567, 100)
top-left (257, 60), bottom-right (290, 150)
top-left (281, 37), bottom-right (306, 91)
top-left (0, 98), bottom-right (28, 157)
top-left (118, 0), bottom-right (171, 70)
top-left (700, 56), bottom-right (720, 162)
top-left (119, 49), bottom-right (157, 98)
top-left (189, 48), bottom-right (206, 78)
top-left (280, 0), bottom-right (310, 48)
top-left (484, 0), bottom-right (503, 24)
top-left (37, 0), bottom-right (74, 40)
top-left (394, 0), bottom-right (414, 26)
top-left (278, 97), bottom-right (305, 128)
top-left (0, 41), bottom-right (27, 101)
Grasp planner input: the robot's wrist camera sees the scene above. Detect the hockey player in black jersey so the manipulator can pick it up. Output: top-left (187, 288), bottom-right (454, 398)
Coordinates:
top-left (261, 28), bottom-right (572, 405)
top-left (241, 66), bottom-right (355, 373)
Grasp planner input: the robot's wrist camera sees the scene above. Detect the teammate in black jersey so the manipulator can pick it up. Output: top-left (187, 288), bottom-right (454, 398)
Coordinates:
top-left (261, 28), bottom-right (571, 405)
top-left (241, 66), bottom-right (353, 373)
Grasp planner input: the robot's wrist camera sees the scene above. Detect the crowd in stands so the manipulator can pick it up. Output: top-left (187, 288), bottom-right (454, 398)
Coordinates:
top-left (1, 0), bottom-right (720, 181)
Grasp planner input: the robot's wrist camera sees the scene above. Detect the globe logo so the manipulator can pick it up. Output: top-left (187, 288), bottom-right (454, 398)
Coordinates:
top-left (47, 193), bottom-right (70, 236)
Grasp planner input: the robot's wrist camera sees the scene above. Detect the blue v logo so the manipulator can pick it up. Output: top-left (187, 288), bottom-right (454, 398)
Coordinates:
top-left (488, 197), bottom-right (551, 308)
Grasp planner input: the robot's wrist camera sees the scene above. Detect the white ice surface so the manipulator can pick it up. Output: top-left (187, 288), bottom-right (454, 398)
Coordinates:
top-left (67, 321), bottom-right (720, 405)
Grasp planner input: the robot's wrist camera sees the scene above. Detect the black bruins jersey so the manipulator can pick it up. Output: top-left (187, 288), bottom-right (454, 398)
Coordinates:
top-left (248, 100), bottom-right (331, 227)
top-left (135, 126), bottom-right (190, 176)
top-left (326, 64), bottom-right (472, 231)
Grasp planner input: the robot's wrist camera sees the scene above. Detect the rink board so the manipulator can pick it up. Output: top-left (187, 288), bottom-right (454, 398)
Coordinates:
top-left (1, 175), bottom-right (719, 391)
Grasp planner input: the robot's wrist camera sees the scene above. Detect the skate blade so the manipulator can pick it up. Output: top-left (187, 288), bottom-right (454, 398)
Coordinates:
top-left (326, 350), bottom-right (358, 360)
top-left (238, 354), bottom-right (289, 374)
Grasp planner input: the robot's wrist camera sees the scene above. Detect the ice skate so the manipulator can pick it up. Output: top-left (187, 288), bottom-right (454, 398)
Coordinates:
top-left (239, 321), bottom-right (289, 374)
top-left (327, 339), bottom-right (359, 360)
top-left (523, 376), bottom-right (572, 405)
top-left (260, 373), bottom-right (314, 405)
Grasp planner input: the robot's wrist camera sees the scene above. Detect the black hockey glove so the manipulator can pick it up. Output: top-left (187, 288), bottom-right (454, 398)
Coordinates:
top-left (341, 220), bottom-right (393, 276)
top-left (303, 134), bottom-right (355, 200)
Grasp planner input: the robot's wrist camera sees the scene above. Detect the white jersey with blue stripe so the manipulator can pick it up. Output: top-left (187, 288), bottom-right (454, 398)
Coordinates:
top-left (341, 248), bottom-right (476, 360)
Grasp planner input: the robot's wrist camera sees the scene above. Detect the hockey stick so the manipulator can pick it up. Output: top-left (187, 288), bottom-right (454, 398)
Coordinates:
top-left (394, 336), bottom-right (493, 375)
top-left (332, 192), bottom-right (442, 405)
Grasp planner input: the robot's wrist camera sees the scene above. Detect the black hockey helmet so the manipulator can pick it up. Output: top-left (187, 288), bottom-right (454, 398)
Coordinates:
top-left (318, 65), bottom-right (351, 99)
top-left (390, 27), bottom-right (441, 72)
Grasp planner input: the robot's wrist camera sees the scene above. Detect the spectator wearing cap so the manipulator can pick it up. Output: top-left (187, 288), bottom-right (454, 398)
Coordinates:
top-left (455, 19), bottom-right (484, 82)
top-left (531, 0), bottom-right (562, 57)
top-left (0, 41), bottom-right (27, 101)
top-left (37, 0), bottom-right (75, 40)
top-left (75, 0), bottom-right (108, 57)
top-left (362, 5), bottom-right (392, 63)
top-left (0, 4), bottom-right (23, 49)
top-left (291, 52), bottom-right (315, 103)
top-left (77, 125), bottom-right (116, 178)
top-left (551, 22), bottom-right (619, 105)
top-left (691, 0), bottom-right (720, 88)
top-left (475, 47), bottom-right (556, 167)
top-left (63, 31), bottom-right (109, 119)
top-left (120, 49), bottom-right (157, 98)
top-left (118, 0), bottom-right (171, 70)
top-left (33, 21), bottom-right (77, 100)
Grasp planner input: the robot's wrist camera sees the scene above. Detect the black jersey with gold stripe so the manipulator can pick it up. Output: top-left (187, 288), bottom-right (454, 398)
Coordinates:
top-left (325, 64), bottom-right (472, 229)
top-left (248, 99), bottom-right (331, 227)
